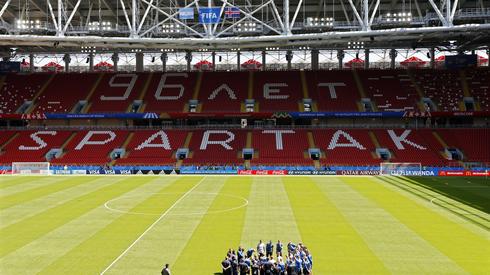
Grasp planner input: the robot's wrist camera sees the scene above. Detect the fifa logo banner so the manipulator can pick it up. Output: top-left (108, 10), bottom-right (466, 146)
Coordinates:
top-left (198, 7), bottom-right (221, 24)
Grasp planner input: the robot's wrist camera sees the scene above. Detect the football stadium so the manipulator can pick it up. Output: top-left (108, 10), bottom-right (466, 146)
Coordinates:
top-left (0, 0), bottom-right (489, 274)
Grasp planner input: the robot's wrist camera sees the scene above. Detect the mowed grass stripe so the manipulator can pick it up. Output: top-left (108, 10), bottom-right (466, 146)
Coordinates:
top-left (387, 176), bottom-right (490, 229)
top-left (106, 176), bottom-right (229, 274)
top-left (38, 176), bottom-right (204, 275)
top-left (0, 176), bottom-right (50, 189)
top-left (0, 176), bottom-right (127, 230)
top-left (172, 177), bottom-right (253, 275)
top-left (0, 176), bottom-right (101, 210)
top-left (313, 177), bottom-right (466, 274)
top-left (283, 177), bottom-right (389, 274)
top-left (344, 176), bottom-right (490, 274)
top-left (406, 177), bottom-right (490, 214)
top-left (0, 176), bottom-right (70, 197)
top-left (241, 176), bottom-right (302, 249)
top-left (0, 177), bottom-right (179, 275)
top-left (0, 176), bottom-right (154, 258)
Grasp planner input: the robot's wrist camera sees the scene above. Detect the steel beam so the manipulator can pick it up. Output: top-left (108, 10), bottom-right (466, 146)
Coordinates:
top-left (363, 0), bottom-right (369, 30)
top-left (284, 0), bottom-right (290, 34)
top-left (347, 0), bottom-right (365, 30)
top-left (451, 0), bottom-right (459, 22)
top-left (290, 0), bottom-right (303, 31)
top-left (0, 0), bottom-right (12, 19)
top-left (428, 0), bottom-right (449, 26)
top-left (137, 0), bottom-right (154, 34)
top-left (119, 0), bottom-right (133, 33)
top-left (132, 0), bottom-right (137, 37)
top-left (369, 0), bottom-right (380, 26)
top-left (57, 0), bottom-right (62, 35)
top-left (139, 0), bottom-right (203, 38)
top-left (63, 0), bottom-right (82, 33)
top-left (1, 24), bottom-right (490, 50)
top-left (47, 0), bottom-right (59, 32)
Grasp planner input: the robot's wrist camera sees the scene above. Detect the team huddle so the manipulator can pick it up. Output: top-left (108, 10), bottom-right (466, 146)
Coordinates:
top-left (221, 240), bottom-right (313, 275)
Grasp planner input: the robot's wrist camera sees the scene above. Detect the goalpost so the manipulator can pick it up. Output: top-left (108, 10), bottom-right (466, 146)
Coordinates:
top-left (11, 162), bottom-right (51, 175)
top-left (380, 162), bottom-right (422, 176)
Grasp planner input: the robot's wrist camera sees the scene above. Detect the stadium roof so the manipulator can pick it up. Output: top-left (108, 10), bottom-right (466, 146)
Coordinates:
top-left (0, 0), bottom-right (490, 53)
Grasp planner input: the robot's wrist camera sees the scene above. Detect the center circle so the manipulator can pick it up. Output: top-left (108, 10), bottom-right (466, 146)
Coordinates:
top-left (104, 192), bottom-right (248, 216)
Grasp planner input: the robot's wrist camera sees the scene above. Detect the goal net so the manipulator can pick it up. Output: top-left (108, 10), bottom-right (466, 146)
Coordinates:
top-left (380, 162), bottom-right (422, 176)
top-left (11, 162), bottom-right (51, 175)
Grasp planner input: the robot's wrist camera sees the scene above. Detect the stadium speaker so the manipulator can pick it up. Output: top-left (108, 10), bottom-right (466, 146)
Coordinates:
top-left (427, 52), bottom-right (431, 58)
top-left (219, 56), bottom-right (222, 62)
top-left (151, 56), bottom-right (155, 63)
top-left (86, 57), bottom-right (90, 63)
top-left (356, 53), bottom-right (359, 59)
top-left (310, 153), bottom-right (320, 160)
top-left (243, 152), bottom-right (253, 160)
top-left (178, 153), bottom-right (186, 160)
top-left (22, 58), bottom-right (25, 63)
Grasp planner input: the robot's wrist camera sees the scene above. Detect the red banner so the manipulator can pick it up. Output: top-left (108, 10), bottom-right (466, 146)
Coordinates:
top-left (438, 171), bottom-right (489, 176)
top-left (238, 170), bottom-right (288, 175)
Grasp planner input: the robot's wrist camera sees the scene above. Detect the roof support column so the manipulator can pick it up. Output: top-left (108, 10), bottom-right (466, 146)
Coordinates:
top-left (185, 51), bottom-right (192, 72)
top-left (389, 49), bottom-right (397, 69)
top-left (487, 46), bottom-right (490, 67)
top-left (29, 53), bottom-right (35, 72)
top-left (237, 50), bottom-right (241, 71)
top-left (337, 50), bottom-right (344, 69)
top-left (311, 49), bottom-right (319, 70)
top-left (364, 48), bottom-right (370, 69)
top-left (262, 50), bottom-right (267, 71)
top-left (111, 53), bottom-right (119, 72)
top-left (160, 53), bottom-right (167, 72)
top-left (136, 52), bottom-right (144, 72)
top-left (89, 52), bottom-right (94, 72)
top-left (286, 50), bottom-right (293, 70)
top-left (63, 53), bottom-right (71, 72)
top-left (429, 48), bottom-right (435, 69)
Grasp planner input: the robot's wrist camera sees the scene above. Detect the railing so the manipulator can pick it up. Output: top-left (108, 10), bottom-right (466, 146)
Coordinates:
top-left (2, 123), bottom-right (487, 131)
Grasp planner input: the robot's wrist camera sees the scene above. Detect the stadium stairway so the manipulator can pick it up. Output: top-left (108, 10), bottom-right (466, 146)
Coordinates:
top-left (81, 73), bottom-right (104, 113)
top-left (0, 132), bottom-right (18, 154)
top-left (405, 69), bottom-right (426, 111)
top-left (244, 131), bottom-right (253, 169)
top-left (459, 70), bottom-right (472, 98)
top-left (134, 73), bottom-right (154, 112)
top-left (110, 132), bottom-right (135, 165)
top-left (26, 74), bottom-right (55, 114)
top-left (176, 132), bottom-right (193, 168)
top-left (54, 131), bottom-right (77, 160)
top-left (354, 70), bottom-right (375, 111)
top-left (466, 68), bottom-right (490, 111)
top-left (299, 71), bottom-right (311, 111)
top-left (307, 131), bottom-right (320, 169)
top-left (368, 131), bottom-right (382, 160)
top-left (191, 72), bottom-right (203, 112)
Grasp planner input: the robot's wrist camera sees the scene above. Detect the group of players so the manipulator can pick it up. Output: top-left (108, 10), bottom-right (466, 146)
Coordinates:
top-left (221, 240), bottom-right (313, 275)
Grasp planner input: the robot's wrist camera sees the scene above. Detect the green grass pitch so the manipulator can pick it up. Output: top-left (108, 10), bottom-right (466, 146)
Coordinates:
top-left (0, 175), bottom-right (489, 274)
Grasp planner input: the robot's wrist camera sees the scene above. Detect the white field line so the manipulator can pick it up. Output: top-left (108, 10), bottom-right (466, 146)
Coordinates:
top-left (99, 176), bottom-right (207, 275)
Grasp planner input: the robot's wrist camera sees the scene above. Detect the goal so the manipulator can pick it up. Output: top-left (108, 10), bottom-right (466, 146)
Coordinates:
top-left (380, 162), bottom-right (422, 176)
top-left (11, 162), bottom-right (51, 175)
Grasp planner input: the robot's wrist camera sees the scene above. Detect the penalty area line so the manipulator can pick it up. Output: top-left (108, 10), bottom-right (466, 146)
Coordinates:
top-left (99, 176), bottom-right (207, 275)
